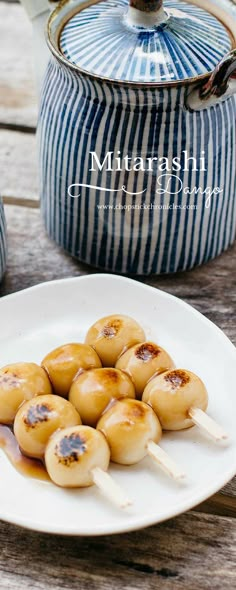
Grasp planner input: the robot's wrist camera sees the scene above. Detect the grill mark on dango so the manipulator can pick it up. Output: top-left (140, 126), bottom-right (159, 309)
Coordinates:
top-left (24, 404), bottom-right (52, 428)
top-left (103, 368), bottom-right (120, 382)
top-left (101, 319), bottom-right (122, 339)
top-left (135, 343), bottom-right (161, 362)
top-left (164, 370), bottom-right (190, 389)
top-left (55, 433), bottom-right (87, 466)
top-left (127, 402), bottom-right (146, 420)
top-left (0, 373), bottom-right (21, 388)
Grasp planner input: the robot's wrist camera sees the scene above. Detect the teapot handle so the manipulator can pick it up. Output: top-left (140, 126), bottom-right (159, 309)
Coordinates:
top-left (186, 49), bottom-right (236, 111)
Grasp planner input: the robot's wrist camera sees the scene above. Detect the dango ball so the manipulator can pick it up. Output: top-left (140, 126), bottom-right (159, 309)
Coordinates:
top-left (41, 343), bottom-right (102, 397)
top-left (14, 394), bottom-right (81, 459)
top-left (143, 369), bottom-right (208, 430)
top-left (97, 398), bottom-right (162, 465)
top-left (116, 341), bottom-right (174, 398)
top-left (0, 362), bottom-right (52, 424)
top-left (69, 367), bottom-right (135, 427)
top-left (85, 314), bottom-right (145, 367)
top-left (45, 425), bottom-right (110, 487)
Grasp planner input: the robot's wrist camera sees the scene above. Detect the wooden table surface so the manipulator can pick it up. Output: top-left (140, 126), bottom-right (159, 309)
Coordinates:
top-left (0, 2), bottom-right (235, 588)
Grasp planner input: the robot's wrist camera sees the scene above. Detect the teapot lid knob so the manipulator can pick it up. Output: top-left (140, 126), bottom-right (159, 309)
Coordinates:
top-left (127, 0), bottom-right (167, 26)
top-left (130, 0), bottom-right (163, 11)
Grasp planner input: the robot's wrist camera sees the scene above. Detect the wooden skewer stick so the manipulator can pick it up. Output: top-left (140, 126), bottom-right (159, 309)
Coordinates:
top-left (147, 441), bottom-right (185, 480)
top-left (91, 467), bottom-right (132, 509)
top-left (189, 408), bottom-right (228, 442)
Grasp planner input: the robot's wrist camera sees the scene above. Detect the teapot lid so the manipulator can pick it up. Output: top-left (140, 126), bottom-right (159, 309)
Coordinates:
top-left (55, 0), bottom-right (233, 85)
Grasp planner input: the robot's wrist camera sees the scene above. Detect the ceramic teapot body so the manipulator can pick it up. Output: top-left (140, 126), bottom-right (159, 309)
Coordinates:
top-left (39, 57), bottom-right (236, 274)
top-left (28, 0), bottom-right (236, 274)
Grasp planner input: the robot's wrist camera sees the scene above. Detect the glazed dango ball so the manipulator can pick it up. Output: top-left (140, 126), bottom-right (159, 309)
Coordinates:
top-left (0, 363), bottom-right (52, 424)
top-left (14, 395), bottom-right (81, 459)
top-left (116, 342), bottom-right (174, 399)
top-left (97, 398), bottom-right (162, 465)
top-left (85, 314), bottom-right (145, 367)
top-left (69, 367), bottom-right (136, 427)
top-left (143, 369), bottom-right (208, 431)
top-left (41, 343), bottom-right (102, 398)
top-left (45, 425), bottom-right (110, 487)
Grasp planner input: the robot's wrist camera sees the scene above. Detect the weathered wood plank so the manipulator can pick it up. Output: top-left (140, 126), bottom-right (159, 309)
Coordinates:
top-left (0, 3), bottom-right (37, 127)
top-left (3, 196), bottom-right (39, 208)
top-left (0, 512), bottom-right (235, 590)
top-left (0, 130), bottom-right (38, 200)
top-left (221, 478), bottom-right (236, 497)
top-left (0, 205), bottom-right (89, 295)
top-left (196, 493), bottom-right (236, 518)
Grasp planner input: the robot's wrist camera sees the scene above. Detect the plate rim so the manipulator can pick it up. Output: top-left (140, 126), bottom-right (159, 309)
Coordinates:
top-left (1, 272), bottom-right (235, 352)
top-left (0, 273), bottom-right (235, 536)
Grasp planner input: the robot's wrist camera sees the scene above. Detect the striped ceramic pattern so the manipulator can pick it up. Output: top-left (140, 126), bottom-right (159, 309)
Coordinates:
top-left (59, 0), bottom-right (231, 83)
top-left (0, 200), bottom-right (7, 280)
top-left (38, 59), bottom-right (236, 274)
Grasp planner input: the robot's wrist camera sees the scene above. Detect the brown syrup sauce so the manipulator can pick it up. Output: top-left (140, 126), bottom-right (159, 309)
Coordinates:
top-left (0, 425), bottom-right (49, 482)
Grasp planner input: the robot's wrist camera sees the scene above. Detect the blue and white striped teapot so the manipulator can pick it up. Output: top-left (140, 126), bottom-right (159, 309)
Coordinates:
top-left (29, 0), bottom-right (236, 273)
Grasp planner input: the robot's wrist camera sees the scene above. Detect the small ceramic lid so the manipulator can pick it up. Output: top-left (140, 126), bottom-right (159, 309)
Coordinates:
top-left (58, 0), bottom-right (232, 84)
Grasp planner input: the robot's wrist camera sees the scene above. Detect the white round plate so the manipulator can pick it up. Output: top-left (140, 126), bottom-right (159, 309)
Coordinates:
top-left (0, 274), bottom-right (235, 535)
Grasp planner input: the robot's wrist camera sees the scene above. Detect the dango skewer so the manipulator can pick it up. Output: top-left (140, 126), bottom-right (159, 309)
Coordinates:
top-left (97, 398), bottom-right (185, 481)
top-left (45, 425), bottom-right (132, 509)
top-left (143, 369), bottom-right (228, 442)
